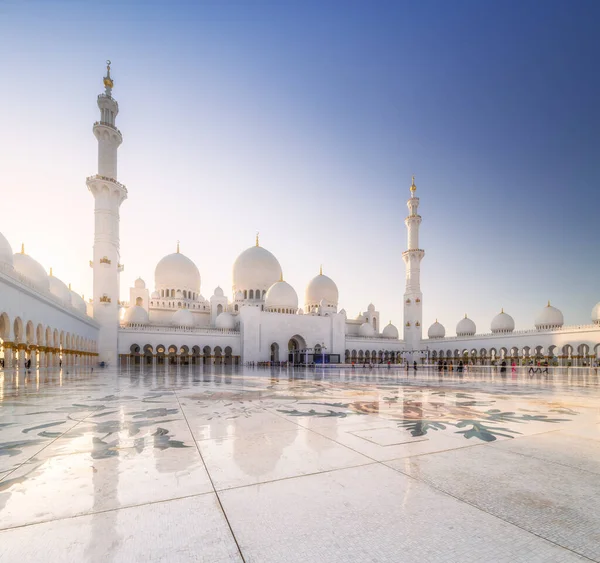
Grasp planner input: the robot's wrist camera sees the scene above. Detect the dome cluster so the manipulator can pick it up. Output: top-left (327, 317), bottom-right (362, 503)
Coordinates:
top-left (424, 299), bottom-right (600, 338)
top-left (0, 235), bottom-right (88, 316)
top-left (456, 315), bottom-right (476, 336)
top-left (491, 309), bottom-right (515, 333)
top-left (232, 242), bottom-right (282, 300)
top-left (155, 246), bottom-right (201, 300)
top-left (427, 320), bottom-right (445, 339)
top-left (535, 302), bottom-right (564, 330)
top-left (264, 279), bottom-right (298, 313)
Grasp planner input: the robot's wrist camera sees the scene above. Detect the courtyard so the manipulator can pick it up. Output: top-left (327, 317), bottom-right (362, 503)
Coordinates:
top-left (1, 365), bottom-right (599, 562)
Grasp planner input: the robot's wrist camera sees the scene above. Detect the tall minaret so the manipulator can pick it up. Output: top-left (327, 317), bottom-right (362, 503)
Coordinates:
top-left (402, 176), bottom-right (424, 356)
top-left (87, 61), bottom-right (127, 364)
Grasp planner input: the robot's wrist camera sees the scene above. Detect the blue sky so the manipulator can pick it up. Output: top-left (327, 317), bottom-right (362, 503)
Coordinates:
top-left (1, 0), bottom-right (599, 334)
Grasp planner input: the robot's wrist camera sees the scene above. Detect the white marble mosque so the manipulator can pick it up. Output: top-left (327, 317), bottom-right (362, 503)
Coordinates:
top-left (1, 63), bottom-right (599, 370)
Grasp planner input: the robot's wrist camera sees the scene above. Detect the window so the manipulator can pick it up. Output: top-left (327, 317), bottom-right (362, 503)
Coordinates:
top-left (249, 290), bottom-right (254, 299)
top-left (136, 297), bottom-right (143, 306)
top-left (244, 290), bottom-right (247, 299)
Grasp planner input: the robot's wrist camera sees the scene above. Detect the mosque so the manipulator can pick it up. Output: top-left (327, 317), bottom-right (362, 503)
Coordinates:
top-left (1, 63), bottom-right (599, 370)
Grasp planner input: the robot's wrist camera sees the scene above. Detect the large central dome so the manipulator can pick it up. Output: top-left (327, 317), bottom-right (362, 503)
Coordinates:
top-left (155, 248), bottom-right (200, 294)
top-left (232, 241), bottom-right (282, 295)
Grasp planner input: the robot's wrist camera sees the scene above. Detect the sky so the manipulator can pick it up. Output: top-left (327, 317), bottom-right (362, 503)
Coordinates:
top-left (1, 0), bottom-right (599, 335)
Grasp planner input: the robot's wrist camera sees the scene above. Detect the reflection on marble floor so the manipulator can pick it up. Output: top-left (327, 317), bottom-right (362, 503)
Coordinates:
top-left (1, 366), bottom-right (599, 562)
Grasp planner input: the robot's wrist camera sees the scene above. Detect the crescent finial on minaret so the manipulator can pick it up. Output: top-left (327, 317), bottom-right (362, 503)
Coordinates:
top-left (256, 232), bottom-right (259, 247)
top-left (410, 175), bottom-right (417, 193)
top-left (103, 60), bottom-right (114, 94)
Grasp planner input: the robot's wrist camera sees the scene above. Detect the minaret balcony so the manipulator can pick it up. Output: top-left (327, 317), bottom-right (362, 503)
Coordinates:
top-left (97, 93), bottom-right (119, 110)
top-left (93, 121), bottom-right (122, 136)
top-left (86, 174), bottom-right (128, 196)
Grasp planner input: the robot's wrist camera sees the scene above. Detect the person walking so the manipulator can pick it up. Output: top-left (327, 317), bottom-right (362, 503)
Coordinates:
top-left (413, 360), bottom-right (417, 375)
top-left (457, 360), bottom-right (464, 376)
top-left (500, 360), bottom-right (507, 377)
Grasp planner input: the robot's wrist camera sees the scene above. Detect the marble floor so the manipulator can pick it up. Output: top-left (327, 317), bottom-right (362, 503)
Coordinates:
top-left (1, 365), bottom-right (599, 562)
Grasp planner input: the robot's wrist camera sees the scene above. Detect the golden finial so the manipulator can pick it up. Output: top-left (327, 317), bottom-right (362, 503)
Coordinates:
top-left (410, 175), bottom-right (417, 193)
top-left (68, 283), bottom-right (72, 290)
top-left (255, 232), bottom-right (259, 247)
top-left (279, 271), bottom-right (283, 282)
top-left (465, 313), bottom-right (467, 318)
top-left (103, 60), bottom-right (114, 92)
top-left (177, 240), bottom-right (180, 254)
top-left (547, 300), bottom-right (551, 307)
top-left (20, 243), bottom-right (25, 254)
top-left (435, 318), bottom-right (438, 323)
top-left (501, 307), bottom-right (504, 313)
top-left (49, 267), bottom-right (53, 277)
top-left (319, 264), bottom-right (323, 276)
top-left (389, 320), bottom-right (392, 325)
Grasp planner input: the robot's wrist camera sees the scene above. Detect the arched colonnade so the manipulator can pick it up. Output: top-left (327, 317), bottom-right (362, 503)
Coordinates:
top-left (345, 349), bottom-right (402, 364)
top-left (122, 344), bottom-right (239, 367)
top-left (429, 343), bottom-right (600, 366)
top-left (0, 311), bottom-right (98, 369)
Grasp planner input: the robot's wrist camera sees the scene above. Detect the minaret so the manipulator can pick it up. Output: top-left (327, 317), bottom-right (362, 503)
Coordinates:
top-left (402, 176), bottom-right (424, 356)
top-left (87, 61), bottom-right (127, 364)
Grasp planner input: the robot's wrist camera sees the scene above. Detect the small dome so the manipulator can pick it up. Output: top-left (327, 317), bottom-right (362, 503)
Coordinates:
top-left (70, 290), bottom-right (87, 314)
top-left (232, 243), bottom-right (282, 295)
top-left (214, 286), bottom-right (224, 297)
top-left (171, 308), bottom-right (194, 327)
top-left (305, 271), bottom-right (339, 308)
top-left (48, 271), bottom-right (71, 303)
top-left (151, 290), bottom-right (159, 298)
top-left (0, 232), bottom-right (13, 267)
top-left (535, 302), bottom-right (564, 330)
top-left (358, 322), bottom-right (375, 337)
top-left (456, 315), bottom-right (476, 336)
top-left (491, 309), bottom-right (515, 333)
top-left (124, 305), bottom-right (149, 325)
top-left (592, 302), bottom-right (600, 325)
top-left (155, 250), bottom-right (200, 294)
top-left (339, 308), bottom-right (346, 317)
top-left (265, 280), bottom-right (298, 311)
top-left (428, 321), bottom-right (445, 339)
top-left (382, 322), bottom-right (398, 339)
top-left (367, 303), bottom-right (375, 312)
top-left (215, 311), bottom-right (236, 329)
top-left (134, 277), bottom-right (146, 289)
top-left (13, 247), bottom-right (49, 291)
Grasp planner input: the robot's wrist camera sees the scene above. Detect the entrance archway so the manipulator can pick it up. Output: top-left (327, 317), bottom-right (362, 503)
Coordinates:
top-left (288, 334), bottom-right (306, 365)
top-left (270, 343), bottom-right (279, 363)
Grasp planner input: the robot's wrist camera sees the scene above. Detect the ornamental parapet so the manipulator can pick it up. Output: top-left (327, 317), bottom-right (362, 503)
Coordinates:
top-left (0, 263), bottom-right (97, 326)
top-left (86, 174), bottom-right (127, 192)
top-left (345, 335), bottom-right (403, 342)
top-left (120, 325), bottom-right (240, 335)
